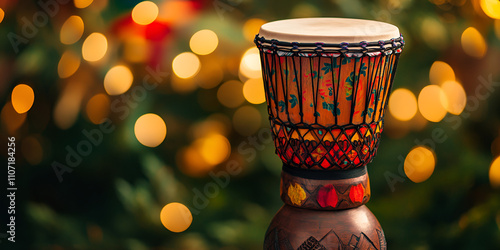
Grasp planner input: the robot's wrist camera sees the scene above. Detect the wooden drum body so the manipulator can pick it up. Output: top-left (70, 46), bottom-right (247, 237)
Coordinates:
top-left (255, 18), bottom-right (404, 249)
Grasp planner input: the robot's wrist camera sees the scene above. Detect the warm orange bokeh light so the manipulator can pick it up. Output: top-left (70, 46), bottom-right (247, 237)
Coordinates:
top-left (104, 65), bottom-right (134, 95)
top-left (243, 78), bottom-right (266, 104)
top-left (178, 132), bottom-right (231, 176)
top-left (0, 8), bottom-right (4, 23)
top-left (198, 133), bottom-right (231, 165)
top-left (134, 113), bottom-right (167, 147)
top-left (172, 52), bottom-right (201, 79)
top-left (388, 88), bottom-right (418, 121)
top-left (190, 29), bottom-right (219, 55)
top-left (243, 18), bottom-right (267, 42)
top-left (480, 0), bottom-right (500, 19)
top-left (441, 81), bottom-right (466, 115)
top-left (54, 82), bottom-right (86, 130)
top-left (490, 156), bottom-right (500, 188)
top-left (11, 84), bottom-right (35, 114)
top-left (157, 0), bottom-right (196, 25)
top-left (74, 0), bottom-right (93, 8)
top-left (60, 15), bottom-right (84, 45)
top-left (418, 85), bottom-right (448, 122)
top-left (429, 61), bottom-right (455, 86)
top-left (160, 203), bottom-right (192, 233)
top-left (132, 1), bottom-right (158, 25)
top-left (404, 146), bottom-right (436, 183)
top-left (82, 33), bottom-right (108, 62)
top-left (239, 47), bottom-right (262, 79)
top-left (58, 50), bottom-right (81, 78)
top-left (461, 27), bottom-right (487, 58)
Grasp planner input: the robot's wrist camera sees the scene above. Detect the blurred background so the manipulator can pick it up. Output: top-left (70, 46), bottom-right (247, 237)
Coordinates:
top-left (0, 0), bottom-right (499, 249)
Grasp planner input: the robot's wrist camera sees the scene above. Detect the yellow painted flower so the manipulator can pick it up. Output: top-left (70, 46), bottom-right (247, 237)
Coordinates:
top-left (288, 183), bottom-right (307, 206)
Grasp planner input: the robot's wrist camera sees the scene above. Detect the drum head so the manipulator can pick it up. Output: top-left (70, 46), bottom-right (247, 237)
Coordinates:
top-left (258, 18), bottom-right (400, 43)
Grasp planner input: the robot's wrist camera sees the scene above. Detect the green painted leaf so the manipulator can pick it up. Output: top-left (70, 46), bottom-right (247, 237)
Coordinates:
top-left (289, 94), bottom-right (298, 108)
top-left (321, 101), bottom-right (341, 116)
top-left (278, 100), bottom-right (286, 112)
top-left (362, 108), bottom-right (374, 118)
top-left (321, 63), bottom-right (331, 74)
top-left (360, 62), bottom-right (367, 76)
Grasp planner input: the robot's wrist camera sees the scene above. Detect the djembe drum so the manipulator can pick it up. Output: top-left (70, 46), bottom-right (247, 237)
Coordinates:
top-left (254, 18), bottom-right (404, 249)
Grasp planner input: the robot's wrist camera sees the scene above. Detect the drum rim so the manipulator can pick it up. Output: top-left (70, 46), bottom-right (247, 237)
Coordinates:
top-left (254, 34), bottom-right (404, 54)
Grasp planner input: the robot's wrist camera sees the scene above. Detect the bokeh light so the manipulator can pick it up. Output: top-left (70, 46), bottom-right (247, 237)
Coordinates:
top-left (82, 33), bottom-right (108, 62)
top-left (480, 0), bottom-right (500, 19)
top-left (388, 88), bottom-right (418, 121)
top-left (86, 93), bottom-right (110, 124)
top-left (160, 202), bottom-right (192, 233)
top-left (104, 65), bottom-right (134, 95)
top-left (461, 27), bottom-right (487, 58)
top-left (58, 50), bottom-right (81, 78)
top-left (243, 18), bottom-right (267, 42)
top-left (239, 47), bottom-right (262, 79)
top-left (172, 52), bottom-right (200, 79)
top-left (157, 0), bottom-right (197, 25)
top-left (404, 146), bottom-right (436, 183)
top-left (190, 29), bottom-right (218, 55)
top-left (178, 128), bottom-right (231, 177)
top-left (243, 78), bottom-right (266, 104)
top-left (418, 85), bottom-right (448, 122)
top-left (198, 133), bottom-right (231, 165)
top-left (60, 15), bottom-right (84, 45)
top-left (489, 156), bottom-right (500, 188)
top-left (429, 61), bottom-right (455, 86)
top-left (22, 136), bottom-right (43, 165)
top-left (1, 102), bottom-right (27, 134)
top-left (54, 82), bottom-right (86, 130)
top-left (441, 81), bottom-right (467, 115)
top-left (11, 84), bottom-right (35, 114)
top-left (217, 80), bottom-right (245, 108)
top-left (232, 105), bottom-right (262, 136)
top-left (134, 113), bottom-right (167, 147)
top-left (132, 1), bottom-right (159, 25)
top-left (179, 146), bottom-right (212, 176)
top-left (0, 8), bottom-right (5, 23)
top-left (74, 0), bottom-right (93, 8)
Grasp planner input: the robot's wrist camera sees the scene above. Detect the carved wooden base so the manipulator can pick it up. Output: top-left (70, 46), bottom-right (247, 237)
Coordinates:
top-left (264, 205), bottom-right (386, 250)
